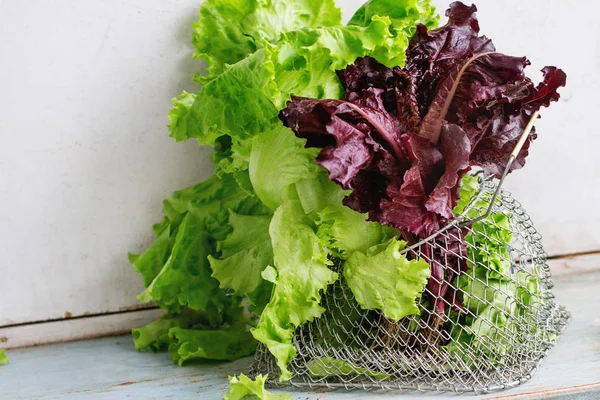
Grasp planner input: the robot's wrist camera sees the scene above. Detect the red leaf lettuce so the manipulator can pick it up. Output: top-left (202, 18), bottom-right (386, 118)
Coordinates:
top-left (280, 2), bottom-right (566, 239)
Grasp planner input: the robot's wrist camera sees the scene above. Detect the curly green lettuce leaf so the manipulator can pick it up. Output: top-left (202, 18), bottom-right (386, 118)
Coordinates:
top-left (224, 374), bottom-right (291, 400)
top-left (133, 306), bottom-right (252, 363)
top-left (349, 0), bottom-right (438, 66)
top-left (213, 136), bottom-right (255, 178)
top-left (350, 0), bottom-right (438, 33)
top-left (457, 266), bottom-right (517, 316)
top-left (448, 266), bottom-right (544, 367)
top-left (270, 17), bottom-right (408, 107)
top-left (134, 174), bottom-right (269, 314)
top-left (448, 175), bottom-right (516, 362)
top-left (344, 239), bottom-right (430, 321)
top-left (168, 327), bottom-right (256, 365)
top-left (170, 17), bottom-right (425, 149)
top-left (129, 175), bottom-right (229, 287)
top-left (452, 173), bottom-right (481, 216)
top-left (316, 204), bottom-right (397, 259)
top-left (170, 49), bottom-right (279, 146)
top-left (515, 268), bottom-right (546, 315)
top-left (132, 310), bottom-right (210, 352)
top-left (294, 169), bottom-right (348, 216)
top-left (167, 91), bottom-right (197, 143)
top-left (454, 174), bottom-right (513, 279)
top-left (251, 200), bottom-right (338, 381)
top-left (249, 125), bottom-right (320, 210)
top-left (192, 0), bottom-right (342, 83)
top-left (459, 265), bottom-right (544, 322)
top-left (128, 229), bottom-right (174, 288)
top-left (307, 358), bottom-right (390, 380)
top-left (447, 174), bottom-right (551, 367)
top-left (468, 212), bottom-right (513, 280)
top-left (209, 211), bottom-right (274, 312)
top-left (137, 212), bottom-right (224, 313)
top-left (0, 350), bottom-right (8, 365)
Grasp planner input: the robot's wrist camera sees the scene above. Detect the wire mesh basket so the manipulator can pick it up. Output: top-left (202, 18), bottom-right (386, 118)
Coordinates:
top-left (250, 114), bottom-right (571, 394)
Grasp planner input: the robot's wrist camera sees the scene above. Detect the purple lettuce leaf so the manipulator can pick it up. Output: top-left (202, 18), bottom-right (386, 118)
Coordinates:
top-left (409, 3), bottom-right (566, 176)
top-left (280, 1), bottom-right (565, 239)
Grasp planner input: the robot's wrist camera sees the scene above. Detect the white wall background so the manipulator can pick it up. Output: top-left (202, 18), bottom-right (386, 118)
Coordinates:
top-left (0, 0), bottom-right (212, 326)
top-left (0, 0), bottom-right (598, 330)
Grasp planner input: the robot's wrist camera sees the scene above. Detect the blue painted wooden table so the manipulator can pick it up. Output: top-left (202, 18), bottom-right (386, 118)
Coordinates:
top-left (2, 272), bottom-right (599, 399)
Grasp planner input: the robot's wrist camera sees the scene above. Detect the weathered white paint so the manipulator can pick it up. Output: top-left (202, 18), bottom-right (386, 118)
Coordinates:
top-left (0, 0), bottom-right (213, 326)
top-left (0, 308), bottom-right (162, 350)
top-left (547, 253), bottom-right (600, 277)
top-left (0, 0), bottom-right (597, 338)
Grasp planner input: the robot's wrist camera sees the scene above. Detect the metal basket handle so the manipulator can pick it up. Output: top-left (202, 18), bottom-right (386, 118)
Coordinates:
top-left (402, 111), bottom-right (540, 253)
top-left (457, 110), bottom-right (540, 228)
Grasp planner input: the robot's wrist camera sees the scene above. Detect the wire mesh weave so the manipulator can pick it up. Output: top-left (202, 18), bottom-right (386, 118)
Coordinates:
top-left (251, 176), bottom-right (570, 394)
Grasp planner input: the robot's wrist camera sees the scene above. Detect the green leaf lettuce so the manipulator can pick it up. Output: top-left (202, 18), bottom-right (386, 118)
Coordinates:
top-left (168, 327), bottom-right (256, 365)
top-left (0, 350), bottom-right (8, 365)
top-left (209, 211), bottom-right (274, 312)
top-left (316, 204), bottom-right (397, 259)
top-left (344, 239), bottom-right (430, 321)
top-left (224, 374), bottom-right (291, 400)
top-left (135, 174), bottom-right (270, 314)
top-left (251, 200), bottom-right (338, 381)
top-left (249, 126), bottom-right (320, 210)
top-left (132, 310), bottom-right (208, 352)
top-left (193, 0), bottom-right (342, 83)
top-left (446, 174), bottom-right (551, 368)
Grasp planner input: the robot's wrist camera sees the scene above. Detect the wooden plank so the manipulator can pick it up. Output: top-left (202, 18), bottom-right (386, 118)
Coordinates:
top-left (1, 273), bottom-right (598, 399)
top-left (0, 253), bottom-right (592, 351)
top-left (0, 309), bottom-right (162, 350)
top-left (488, 383), bottom-right (600, 400)
top-left (547, 252), bottom-right (600, 277)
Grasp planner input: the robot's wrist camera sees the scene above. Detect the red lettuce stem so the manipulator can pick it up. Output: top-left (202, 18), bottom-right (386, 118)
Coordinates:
top-left (418, 51), bottom-right (499, 145)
